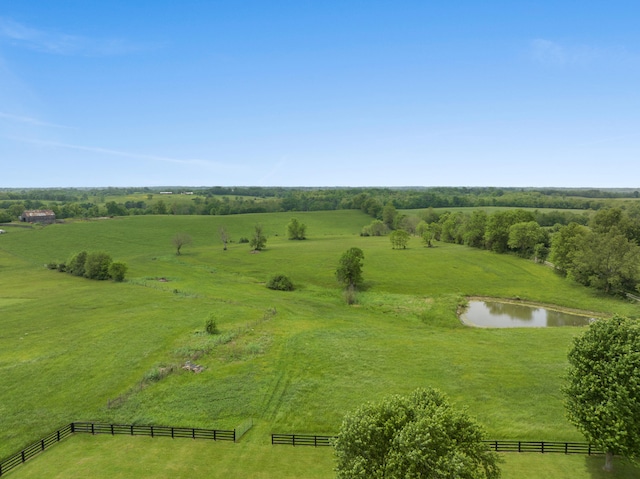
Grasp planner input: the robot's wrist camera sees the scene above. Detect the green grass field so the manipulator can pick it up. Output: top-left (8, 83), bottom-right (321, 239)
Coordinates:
top-left (1, 210), bottom-right (639, 477)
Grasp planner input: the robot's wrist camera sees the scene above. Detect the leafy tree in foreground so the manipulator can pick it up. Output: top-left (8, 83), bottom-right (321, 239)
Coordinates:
top-left (172, 233), bottom-right (192, 255)
top-left (249, 224), bottom-right (267, 251)
top-left (334, 388), bottom-right (501, 479)
top-left (287, 217), bottom-right (307, 240)
top-left (390, 229), bottom-right (410, 249)
top-left (336, 247), bottom-right (364, 290)
top-left (563, 315), bottom-right (640, 471)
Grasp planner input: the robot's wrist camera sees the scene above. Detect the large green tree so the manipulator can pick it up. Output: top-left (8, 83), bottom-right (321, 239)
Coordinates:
top-left (570, 230), bottom-right (640, 294)
top-left (336, 247), bottom-right (365, 289)
top-left (563, 316), bottom-right (640, 471)
top-left (334, 388), bottom-right (501, 479)
top-left (549, 222), bottom-right (589, 274)
top-left (507, 221), bottom-right (548, 258)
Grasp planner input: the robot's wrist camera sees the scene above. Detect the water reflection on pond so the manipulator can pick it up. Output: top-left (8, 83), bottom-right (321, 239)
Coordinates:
top-left (461, 300), bottom-right (595, 328)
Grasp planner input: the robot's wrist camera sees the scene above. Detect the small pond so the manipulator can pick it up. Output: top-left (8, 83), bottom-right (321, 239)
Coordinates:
top-left (461, 300), bottom-right (595, 328)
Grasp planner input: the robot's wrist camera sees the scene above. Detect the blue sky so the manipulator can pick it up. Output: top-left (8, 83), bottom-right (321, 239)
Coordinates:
top-left (1, 1), bottom-right (639, 188)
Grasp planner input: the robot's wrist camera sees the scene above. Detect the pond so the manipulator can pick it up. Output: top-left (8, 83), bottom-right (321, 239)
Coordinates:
top-left (460, 300), bottom-right (595, 328)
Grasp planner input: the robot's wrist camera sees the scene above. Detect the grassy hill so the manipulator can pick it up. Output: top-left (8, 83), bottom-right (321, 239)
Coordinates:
top-left (1, 210), bottom-right (639, 477)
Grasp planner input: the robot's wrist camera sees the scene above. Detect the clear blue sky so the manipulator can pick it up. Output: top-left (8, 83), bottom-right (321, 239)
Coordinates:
top-left (1, 1), bottom-right (639, 188)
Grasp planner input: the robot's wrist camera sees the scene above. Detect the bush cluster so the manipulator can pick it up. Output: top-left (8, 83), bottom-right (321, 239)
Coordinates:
top-left (266, 274), bottom-right (294, 291)
top-left (49, 251), bottom-right (127, 282)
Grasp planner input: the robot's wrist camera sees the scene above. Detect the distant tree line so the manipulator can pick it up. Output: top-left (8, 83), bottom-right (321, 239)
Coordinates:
top-left (2, 186), bottom-right (640, 223)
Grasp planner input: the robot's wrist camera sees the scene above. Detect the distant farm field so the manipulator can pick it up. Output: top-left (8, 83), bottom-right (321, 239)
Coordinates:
top-left (1, 210), bottom-right (638, 477)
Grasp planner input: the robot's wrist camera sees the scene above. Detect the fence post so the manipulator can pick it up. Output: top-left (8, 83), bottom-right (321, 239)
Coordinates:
top-left (192, 428), bottom-right (195, 439)
top-left (565, 443), bottom-right (568, 454)
top-left (171, 427), bottom-right (174, 439)
top-left (111, 424), bottom-right (114, 435)
top-left (91, 423), bottom-right (95, 435)
top-left (131, 425), bottom-right (134, 436)
top-left (541, 442), bottom-right (545, 454)
top-left (518, 442), bottom-right (521, 453)
top-left (21, 451), bottom-right (25, 463)
top-left (151, 426), bottom-right (154, 438)
top-left (71, 422), bottom-right (75, 433)
top-left (588, 444), bottom-right (591, 456)
top-left (41, 439), bottom-right (45, 451)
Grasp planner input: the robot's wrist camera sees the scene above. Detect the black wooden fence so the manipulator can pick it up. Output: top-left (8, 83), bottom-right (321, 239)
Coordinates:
top-left (0, 424), bottom-right (74, 477)
top-left (1, 425), bottom-right (607, 477)
top-left (271, 433), bottom-right (605, 455)
top-left (0, 422), bottom-right (236, 477)
top-left (71, 422), bottom-right (236, 441)
top-left (272, 433), bottom-right (335, 446)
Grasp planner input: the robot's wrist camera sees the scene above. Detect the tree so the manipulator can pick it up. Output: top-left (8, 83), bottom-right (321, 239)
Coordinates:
top-left (334, 388), bottom-right (501, 479)
top-left (570, 230), bottom-right (640, 294)
top-left (418, 222), bottom-right (439, 247)
top-left (463, 210), bottom-right (488, 248)
top-left (382, 203), bottom-right (398, 229)
top-left (172, 233), bottom-right (192, 255)
top-left (219, 226), bottom-right (229, 250)
top-left (390, 230), bottom-right (410, 249)
top-left (287, 217), bottom-right (307, 240)
top-left (549, 222), bottom-right (589, 274)
top-left (507, 221), bottom-right (548, 258)
top-left (563, 316), bottom-right (640, 471)
top-left (249, 224), bottom-right (267, 251)
top-left (484, 210), bottom-right (535, 253)
top-left (336, 247), bottom-right (364, 289)
top-left (361, 220), bottom-right (388, 237)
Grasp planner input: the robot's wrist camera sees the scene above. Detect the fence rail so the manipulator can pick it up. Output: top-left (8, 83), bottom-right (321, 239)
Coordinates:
top-left (0, 424), bottom-right (74, 477)
top-left (270, 434), bottom-right (605, 455)
top-left (484, 440), bottom-right (604, 455)
top-left (72, 422), bottom-right (236, 442)
top-left (272, 433), bottom-right (335, 447)
top-left (0, 422), bottom-right (235, 477)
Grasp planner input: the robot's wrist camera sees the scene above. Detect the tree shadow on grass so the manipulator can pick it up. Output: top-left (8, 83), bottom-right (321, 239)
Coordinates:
top-left (584, 455), bottom-right (640, 479)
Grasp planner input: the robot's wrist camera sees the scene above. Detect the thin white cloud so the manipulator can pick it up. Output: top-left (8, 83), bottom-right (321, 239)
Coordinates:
top-left (257, 158), bottom-right (288, 185)
top-left (530, 38), bottom-right (639, 67)
top-left (0, 111), bottom-right (72, 128)
top-left (530, 39), bottom-right (601, 66)
top-left (10, 137), bottom-right (244, 171)
top-left (0, 16), bottom-right (156, 56)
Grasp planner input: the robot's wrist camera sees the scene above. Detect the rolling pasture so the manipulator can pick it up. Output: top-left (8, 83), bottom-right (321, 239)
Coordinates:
top-left (1, 210), bottom-right (639, 478)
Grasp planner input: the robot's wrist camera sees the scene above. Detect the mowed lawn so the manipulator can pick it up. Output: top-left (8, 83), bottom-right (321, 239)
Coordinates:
top-left (1, 211), bottom-right (639, 477)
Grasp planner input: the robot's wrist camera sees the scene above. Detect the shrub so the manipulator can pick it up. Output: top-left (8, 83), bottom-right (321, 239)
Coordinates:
top-left (46, 262), bottom-right (58, 270)
top-left (205, 316), bottom-right (220, 335)
top-left (109, 262), bottom-right (127, 282)
top-left (67, 251), bottom-right (88, 277)
top-left (238, 237), bottom-right (249, 243)
top-left (266, 274), bottom-right (294, 291)
top-left (57, 262), bottom-right (66, 272)
top-left (84, 252), bottom-right (113, 280)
